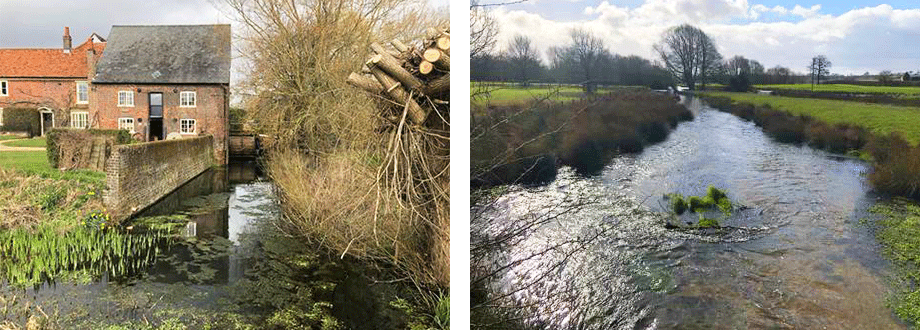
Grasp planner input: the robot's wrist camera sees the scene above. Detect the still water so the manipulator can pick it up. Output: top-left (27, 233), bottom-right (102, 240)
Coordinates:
top-left (473, 97), bottom-right (907, 329)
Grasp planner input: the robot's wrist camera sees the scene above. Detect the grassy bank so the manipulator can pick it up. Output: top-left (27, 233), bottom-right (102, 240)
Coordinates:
top-left (472, 89), bottom-right (690, 187)
top-left (703, 92), bottom-right (920, 145)
top-left (870, 199), bottom-right (920, 328)
top-left (700, 92), bottom-right (920, 198)
top-left (755, 84), bottom-right (920, 95)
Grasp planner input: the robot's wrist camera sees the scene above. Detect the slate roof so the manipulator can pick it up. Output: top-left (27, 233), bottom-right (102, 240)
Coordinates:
top-left (93, 25), bottom-right (230, 84)
top-left (0, 38), bottom-right (105, 78)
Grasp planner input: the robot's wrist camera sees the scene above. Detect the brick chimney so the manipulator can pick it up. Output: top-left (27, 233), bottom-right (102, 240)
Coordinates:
top-left (63, 27), bottom-right (72, 53)
top-left (86, 49), bottom-right (96, 79)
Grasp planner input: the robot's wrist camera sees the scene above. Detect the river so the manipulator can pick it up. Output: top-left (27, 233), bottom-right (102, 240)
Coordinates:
top-left (472, 96), bottom-right (907, 329)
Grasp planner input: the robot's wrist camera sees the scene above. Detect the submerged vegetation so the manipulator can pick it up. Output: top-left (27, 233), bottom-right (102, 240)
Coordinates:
top-left (664, 186), bottom-right (732, 228)
top-left (472, 89), bottom-right (691, 187)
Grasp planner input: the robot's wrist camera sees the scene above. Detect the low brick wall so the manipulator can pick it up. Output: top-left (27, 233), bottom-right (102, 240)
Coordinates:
top-left (104, 135), bottom-right (214, 221)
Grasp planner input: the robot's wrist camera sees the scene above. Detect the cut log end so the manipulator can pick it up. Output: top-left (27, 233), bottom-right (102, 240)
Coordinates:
top-left (436, 37), bottom-right (450, 52)
top-left (419, 61), bottom-right (434, 75)
top-left (423, 48), bottom-right (441, 63)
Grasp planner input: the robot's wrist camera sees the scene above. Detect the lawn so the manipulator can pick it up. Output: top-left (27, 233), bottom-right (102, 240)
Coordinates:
top-left (0, 135), bottom-right (25, 141)
top-left (4, 136), bottom-right (46, 148)
top-left (703, 92), bottom-right (920, 145)
top-left (754, 84), bottom-right (920, 96)
top-left (0, 151), bottom-right (104, 184)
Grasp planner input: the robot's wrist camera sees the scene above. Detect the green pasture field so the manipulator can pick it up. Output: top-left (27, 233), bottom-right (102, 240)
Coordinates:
top-left (470, 82), bottom-right (642, 106)
top-left (5, 137), bottom-right (46, 148)
top-left (703, 91), bottom-right (920, 145)
top-left (755, 84), bottom-right (920, 96)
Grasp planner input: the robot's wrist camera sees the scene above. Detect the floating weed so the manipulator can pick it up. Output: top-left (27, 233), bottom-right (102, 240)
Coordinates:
top-left (698, 217), bottom-right (720, 228)
top-left (664, 186), bottom-right (735, 229)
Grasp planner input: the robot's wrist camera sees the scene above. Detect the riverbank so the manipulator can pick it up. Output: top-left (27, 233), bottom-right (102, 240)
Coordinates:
top-left (700, 92), bottom-right (920, 198)
top-left (472, 89), bottom-right (690, 187)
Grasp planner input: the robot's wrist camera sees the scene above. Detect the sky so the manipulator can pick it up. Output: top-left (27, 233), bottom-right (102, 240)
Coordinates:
top-left (483, 0), bottom-right (920, 75)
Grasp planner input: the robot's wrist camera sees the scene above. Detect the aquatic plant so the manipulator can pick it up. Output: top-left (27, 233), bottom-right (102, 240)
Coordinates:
top-left (0, 225), bottom-right (167, 287)
top-left (870, 198), bottom-right (920, 327)
top-left (697, 217), bottom-right (720, 228)
top-left (668, 194), bottom-right (687, 215)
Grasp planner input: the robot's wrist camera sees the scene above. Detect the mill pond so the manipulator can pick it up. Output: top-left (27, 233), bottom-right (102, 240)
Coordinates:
top-left (0, 162), bottom-right (414, 329)
top-left (472, 96), bottom-right (914, 329)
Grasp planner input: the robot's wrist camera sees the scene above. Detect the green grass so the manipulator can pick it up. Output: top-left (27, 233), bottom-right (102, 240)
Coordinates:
top-left (755, 84), bottom-right (920, 96)
top-left (471, 82), bottom-right (642, 106)
top-left (0, 151), bottom-right (104, 186)
top-left (870, 199), bottom-right (920, 328)
top-left (703, 92), bottom-right (920, 145)
top-left (0, 135), bottom-right (25, 141)
top-left (4, 136), bottom-right (46, 147)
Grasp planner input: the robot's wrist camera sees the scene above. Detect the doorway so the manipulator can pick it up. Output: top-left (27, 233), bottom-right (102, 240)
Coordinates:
top-left (149, 93), bottom-right (164, 141)
top-left (39, 108), bottom-right (54, 136)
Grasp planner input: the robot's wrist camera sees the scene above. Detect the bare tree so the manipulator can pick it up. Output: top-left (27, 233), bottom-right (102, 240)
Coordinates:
top-left (726, 56), bottom-right (751, 76)
top-left (471, 0), bottom-right (500, 58)
top-left (506, 35), bottom-right (541, 85)
top-left (808, 55), bottom-right (832, 88)
top-left (766, 66), bottom-right (792, 84)
top-left (567, 29), bottom-right (606, 93)
top-left (879, 70), bottom-right (893, 83)
top-left (656, 24), bottom-right (721, 91)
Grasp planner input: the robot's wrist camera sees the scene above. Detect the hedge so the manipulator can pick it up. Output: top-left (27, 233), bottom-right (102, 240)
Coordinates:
top-left (0, 108), bottom-right (41, 137)
top-left (47, 128), bottom-right (133, 169)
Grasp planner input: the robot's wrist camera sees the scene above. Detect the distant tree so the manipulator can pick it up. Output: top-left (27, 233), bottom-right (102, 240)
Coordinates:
top-left (766, 66), bottom-right (792, 84)
top-left (655, 24), bottom-right (722, 91)
top-left (560, 29), bottom-right (607, 93)
top-left (749, 60), bottom-right (765, 84)
top-left (879, 70), bottom-right (893, 84)
top-left (808, 55), bottom-right (831, 87)
top-left (506, 35), bottom-right (542, 85)
top-left (904, 72), bottom-right (912, 82)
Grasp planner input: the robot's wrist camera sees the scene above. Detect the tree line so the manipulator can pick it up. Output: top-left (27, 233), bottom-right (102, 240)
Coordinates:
top-left (471, 20), bottom-right (836, 92)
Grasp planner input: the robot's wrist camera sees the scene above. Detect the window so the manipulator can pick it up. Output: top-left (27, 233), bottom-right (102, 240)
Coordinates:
top-left (179, 91), bottom-right (196, 107)
top-left (118, 91), bottom-right (134, 107)
top-left (180, 119), bottom-right (196, 134)
top-left (71, 112), bottom-right (88, 129)
top-left (76, 81), bottom-right (88, 104)
top-left (0, 80), bottom-right (7, 96)
top-left (118, 118), bottom-right (135, 133)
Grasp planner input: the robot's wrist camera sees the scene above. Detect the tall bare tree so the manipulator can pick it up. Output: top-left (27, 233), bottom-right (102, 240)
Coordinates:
top-left (809, 55), bottom-right (832, 88)
top-left (656, 24), bottom-right (721, 91)
top-left (506, 35), bottom-right (541, 85)
top-left (471, 0), bottom-right (499, 58)
top-left (567, 28), bottom-right (606, 93)
top-left (766, 66), bottom-right (792, 84)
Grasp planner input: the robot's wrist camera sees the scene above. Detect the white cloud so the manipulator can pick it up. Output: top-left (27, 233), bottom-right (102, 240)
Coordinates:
top-left (491, 2), bottom-right (920, 74)
top-left (791, 4), bottom-right (822, 18)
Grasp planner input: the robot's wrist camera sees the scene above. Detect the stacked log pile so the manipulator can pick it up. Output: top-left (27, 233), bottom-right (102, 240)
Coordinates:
top-left (346, 26), bottom-right (450, 287)
top-left (347, 27), bottom-right (449, 125)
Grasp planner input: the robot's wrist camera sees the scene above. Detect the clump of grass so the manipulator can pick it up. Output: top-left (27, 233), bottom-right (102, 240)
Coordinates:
top-left (665, 186), bottom-right (734, 229)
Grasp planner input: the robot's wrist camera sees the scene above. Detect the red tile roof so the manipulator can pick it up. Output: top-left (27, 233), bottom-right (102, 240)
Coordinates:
top-left (0, 38), bottom-right (105, 79)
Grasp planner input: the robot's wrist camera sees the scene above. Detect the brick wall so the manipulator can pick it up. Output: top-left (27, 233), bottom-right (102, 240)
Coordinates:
top-left (104, 135), bottom-right (214, 222)
top-left (0, 78), bottom-right (89, 130)
top-left (90, 83), bottom-right (229, 164)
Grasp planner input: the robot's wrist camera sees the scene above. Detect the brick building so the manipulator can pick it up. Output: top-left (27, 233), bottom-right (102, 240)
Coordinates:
top-left (0, 27), bottom-right (105, 135)
top-left (90, 25), bottom-right (231, 164)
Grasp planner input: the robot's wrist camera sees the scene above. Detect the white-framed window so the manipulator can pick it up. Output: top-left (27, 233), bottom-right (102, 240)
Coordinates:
top-left (180, 119), bottom-right (196, 134)
top-left (0, 80), bottom-right (8, 96)
top-left (71, 111), bottom-right (88, 129)
top-left (179, 91), bottom-right (196, 107)
top-left (117, 91), bottom-right (134, 107)
top-left (76, 81), bottom-right (88, 104)
top-left (118, 117), bottom-right (135, 133)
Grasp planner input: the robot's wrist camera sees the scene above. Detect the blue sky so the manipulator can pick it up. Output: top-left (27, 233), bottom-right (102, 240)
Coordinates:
top-left (484, 1), bottom-right (920, 74)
